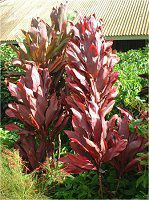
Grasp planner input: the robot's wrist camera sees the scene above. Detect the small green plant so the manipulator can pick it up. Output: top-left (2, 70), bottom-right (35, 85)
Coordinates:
top-left (0, 128), bottom-right (18, 148)
top-left (34, 160), bottom-right (67, 198)
top-left (0, 147), bottom-right (46, 199)
top-left (136, 139), bottom-right (148, 190)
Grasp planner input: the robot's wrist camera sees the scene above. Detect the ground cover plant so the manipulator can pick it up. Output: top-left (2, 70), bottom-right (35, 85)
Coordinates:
top-left (0, 147), bottom-right (46, 199)
top-left (1, 2), bottom-right (148, 199)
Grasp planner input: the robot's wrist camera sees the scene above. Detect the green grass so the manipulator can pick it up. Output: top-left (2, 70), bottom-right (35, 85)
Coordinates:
top-left (0, 147), bottom-right (46, 200)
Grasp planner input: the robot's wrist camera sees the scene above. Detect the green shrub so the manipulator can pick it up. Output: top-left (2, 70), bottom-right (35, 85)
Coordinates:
top-left (136, 152), bottom-right (148, 189)
top-left (34, 161), bottom-right (68, 198)
top-left (0, 147), bottom-right (46, 199)
top-left (35, 165), bottom-right (148, 199)
top-left (0, 128), bottom-right (18, 148)
top-left (115, 47), bottom-right (148, 114)
top-left (0, 44), bottom-right (16, 67)
top-left (34, 162), bottom-right (99, 199)
top-left (0, 44), bottom-right (17, 125)
top-left (51, 171), bottom-right (99, 199)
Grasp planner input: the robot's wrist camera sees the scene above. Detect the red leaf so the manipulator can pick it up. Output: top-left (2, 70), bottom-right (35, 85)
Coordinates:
top-left (96, 67), bottom-right (109, 92)
top-left (65, 130), bottom-right (78, 140)
top-left (5, 124), bottom-right (21, 131)
top-left (8, 82), bottom-right (21, 100)
top-left (121, 139), bottom-right (143, 164)
top-left (118, 107), bottom-right (133, 120)
top-left (71, 108), bottom-right (92, 135)
top-left (38, 20), bottom-right (47, 48)
top-left (5, 109), bottom-right (16, 118)
top-left (104, 41), bottom-right (113, 51)
top-left (45, 93), bottom-right (59, 127)
top-left (70, 138), bottom-right (89, 159)
top-left (29, 114), bottom-right (40, 129)
top-left (25, 64), bottom-right (41, 92)
top-left (102, 139), bottom-right (127, 162)
top-left (102, 100), bottom-right (115, 117)
top-left (124, 159), bottom-right (139, 174)
top-left (118, 114), bottom-right (130, 139)
top-left (89, 44), bottom-right (98, 57)
top-left (19, 130), bottom-right (35, 135)
top-left (59, 154), bottom-right (95, 174)
top-left (84, 137), bottom-right (100, 160)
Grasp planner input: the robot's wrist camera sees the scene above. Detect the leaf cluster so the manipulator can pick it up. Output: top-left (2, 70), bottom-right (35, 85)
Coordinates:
top-left (115, 47), bottom-right (148, 114)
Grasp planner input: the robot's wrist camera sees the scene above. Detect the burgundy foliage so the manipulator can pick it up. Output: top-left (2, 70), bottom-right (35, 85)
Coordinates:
top-left (5, 64), bottom-right (68, 170)
top-left (110, 107), bottom-right (147, 177)
top-left (59, 15), bottom-right (127, 174)
top-left (5, 2), bottom-right (70, 85)
top-left (4, 3), bottom-right (70, 171)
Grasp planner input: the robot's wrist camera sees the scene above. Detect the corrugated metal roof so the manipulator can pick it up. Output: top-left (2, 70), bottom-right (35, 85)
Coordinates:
top-left (0, 0), bottom-right (148, 42)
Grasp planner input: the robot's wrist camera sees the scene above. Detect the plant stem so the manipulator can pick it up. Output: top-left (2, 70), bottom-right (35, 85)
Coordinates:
top-left (51, 142), bottom-right (56, 167)
top-left (58, 134), bottom-right (61, 160)
top-left (115, 177), bottom-right (121, 196)
top-left (99, 172), bottom-right (103, 199)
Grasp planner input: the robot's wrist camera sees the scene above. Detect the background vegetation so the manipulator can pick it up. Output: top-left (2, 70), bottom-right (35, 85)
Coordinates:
top-left (114, 47), bottom-right (148, 115)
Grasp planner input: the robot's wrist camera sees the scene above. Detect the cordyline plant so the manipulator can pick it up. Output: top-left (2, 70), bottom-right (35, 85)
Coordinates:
top-left (59, 15), bottom-right (128, 197)
top-left (110, 107), bottom-right (147, 178)
top-left (5, 63), bottom-right (69, 171)
top-left (4, 3), bottom-right (71, 171)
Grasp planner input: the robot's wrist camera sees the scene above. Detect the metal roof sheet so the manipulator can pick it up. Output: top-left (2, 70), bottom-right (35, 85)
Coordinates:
top-left (0, 0), bottom-right (148, 42)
